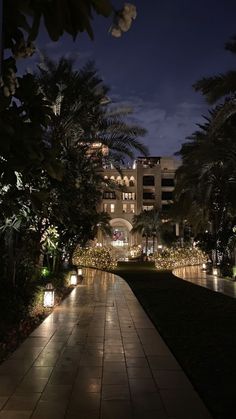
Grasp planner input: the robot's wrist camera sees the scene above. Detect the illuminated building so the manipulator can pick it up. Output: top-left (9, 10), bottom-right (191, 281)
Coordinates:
top-left (98, 156), bottom-right (180, 255)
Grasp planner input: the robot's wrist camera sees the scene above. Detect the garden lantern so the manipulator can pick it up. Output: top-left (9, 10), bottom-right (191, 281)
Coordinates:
top-left (202, 263), bottom-right (207, 271)
top-left (70, 272), bottom-right (78, 286)
top-left (43, 283), bottom-right (55, 308)
top-left (77, 267), bottom-right (84, 281)
top-left (213, 267), bottom-right (218, 277)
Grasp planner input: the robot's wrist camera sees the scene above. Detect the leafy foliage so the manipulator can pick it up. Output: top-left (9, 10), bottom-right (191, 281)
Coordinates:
top-left (175, 38), bottom-right (236, 272)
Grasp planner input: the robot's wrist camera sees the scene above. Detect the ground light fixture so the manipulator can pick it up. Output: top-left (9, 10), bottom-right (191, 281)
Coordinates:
top-left (43, 283), bottom-right (55, 308)
top-left (213, 267), bottom-right (219, 277)
top-left (77, 267), bottom-right (84, 281)
top-left (202, 263), bottom-right (207, 271)
top-left (70, 272), bottom-right (78, 286)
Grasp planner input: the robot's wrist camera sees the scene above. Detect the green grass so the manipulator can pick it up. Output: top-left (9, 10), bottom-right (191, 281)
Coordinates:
top-left (115, 262), bottom-right (236, 419)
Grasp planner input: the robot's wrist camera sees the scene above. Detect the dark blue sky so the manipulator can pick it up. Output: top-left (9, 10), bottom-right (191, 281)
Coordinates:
top-left (24, 0), bottom-right (236, 156)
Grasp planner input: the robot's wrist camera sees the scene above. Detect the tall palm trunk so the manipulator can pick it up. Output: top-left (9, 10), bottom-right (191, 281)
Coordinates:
top-left (152, 234), bottom-right (155, 254)
top-left (145, 234), bottom-right (148, 255)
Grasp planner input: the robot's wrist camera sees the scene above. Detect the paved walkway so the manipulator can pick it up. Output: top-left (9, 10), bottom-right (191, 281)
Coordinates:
top-left (0, 269), bottom-right (211, 419)
top-left (173, 265), bottom-right (236, 298)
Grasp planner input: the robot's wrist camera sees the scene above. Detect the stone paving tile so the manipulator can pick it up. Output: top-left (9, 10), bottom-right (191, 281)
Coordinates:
top-left (101, 400), bottom-right (133, 419)
top-left (147, 355), bottom-right (182, 370)
top-left (131, 391), bottom-right (164, 412)
top-left (102, 384), bottom-right (130, 401)
top-left (3, 394), bottom-right (40, 411)
top-left (102, 372), bottom-right (128, 385)
top-left (76, 366), bottom-right (103, 378)
top-left (41, 384), bottom-right (73, 401)
top-left (66, 392), bottom-right (100, 413)
top-left (160, 388), bottom-right (212, 419)
top-left (153, 370), bottom-right (194, 390)
top-left (31, 400), bottom-right (68, 419)
top-left (73, 377), bottom-right (101, 393)
top-left (0, 360), bottom-right (31, 376)
top-left (0, 269), bottom-right (212, 419)
top-left (0, 377), bottom-right (21, 396)
top-left (0, 411), bottom-right (32, 419)
top-left (0, 397), bottom-right (8, 410)
top-left (14, 378), bottom-right (48, 394)
top-left (129, 378), bottom-right (158, 395)
top-left (127, 367), bottom-right (152, 379)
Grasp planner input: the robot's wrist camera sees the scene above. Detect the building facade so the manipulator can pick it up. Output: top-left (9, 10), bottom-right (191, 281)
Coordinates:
top-left (98, 156), bottom-right (179, 256)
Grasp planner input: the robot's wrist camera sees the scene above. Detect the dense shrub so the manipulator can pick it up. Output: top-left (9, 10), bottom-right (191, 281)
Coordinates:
top-left (154, 246), bottom-right (206, 270)
top-left (72, 246), bottom-right (117, 270)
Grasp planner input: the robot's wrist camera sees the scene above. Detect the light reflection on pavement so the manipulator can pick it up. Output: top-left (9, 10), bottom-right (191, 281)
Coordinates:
top-left (173, 265), bottom-right (236, 298)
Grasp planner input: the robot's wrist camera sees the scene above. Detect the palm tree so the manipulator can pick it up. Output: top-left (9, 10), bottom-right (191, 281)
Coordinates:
top-left (36, 58), bottom-right (148, 165)
top-left (193, 36), bottom-right (236, 133)
top-left (132, 208), bottom-right (160, 255)
top-left (93, 211), bottom-right (112, 243)
top-left (175, 110), bottom-right (236, 265)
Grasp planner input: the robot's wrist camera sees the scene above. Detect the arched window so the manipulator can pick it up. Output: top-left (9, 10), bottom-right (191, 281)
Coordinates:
top-left (129, 176), bottom-right (135, 187)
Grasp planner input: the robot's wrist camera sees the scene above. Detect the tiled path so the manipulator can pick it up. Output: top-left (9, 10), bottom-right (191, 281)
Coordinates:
top-left (173, 265), bottom-right (236, 298)
top-left (0, 269), bottom-right (212, 419)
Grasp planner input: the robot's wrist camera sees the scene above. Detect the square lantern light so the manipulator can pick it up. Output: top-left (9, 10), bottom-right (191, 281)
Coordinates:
top-left (77, 267), bottom-right (84, 281)
top-left (70, 272), bottom-right (78, 286)
top-left (43, 283), bottom-right (55, 308)
top-left (202, 263), bottom-right (207, 271)
top-left (213, 267), bottom-right (219, 277)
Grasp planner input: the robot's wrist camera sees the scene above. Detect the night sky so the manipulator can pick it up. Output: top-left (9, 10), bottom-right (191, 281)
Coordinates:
top-left (23, 0), bottom-right (236, 156)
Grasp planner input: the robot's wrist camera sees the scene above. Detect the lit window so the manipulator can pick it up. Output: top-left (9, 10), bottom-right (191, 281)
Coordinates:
top-left (116, 176), bottom-right (122, 184)
top-left (130, 204), bottom-right (135, 213)
top-left (123, 176), bottom-right (129, 186)
top-left (122, 192), bottom-right (136, 200)
top-left (129, 176), bottom-right (135, 187)
top-left (122, 204), bottom-right (127, 213)
top-left (110, 204), bottom-right (115, 213)
top-left (103, 203), bottom-right (108, 212)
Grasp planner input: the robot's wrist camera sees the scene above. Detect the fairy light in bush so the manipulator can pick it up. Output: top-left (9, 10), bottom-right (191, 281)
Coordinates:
top-left (72, 246), bottom-right (117, 271)
top-left (154, 247), bottom-right (207, 270)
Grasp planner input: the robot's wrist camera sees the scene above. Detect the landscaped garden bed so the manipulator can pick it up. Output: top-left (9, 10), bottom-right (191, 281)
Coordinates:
top-left (0, 270), bottom-right (74, 364)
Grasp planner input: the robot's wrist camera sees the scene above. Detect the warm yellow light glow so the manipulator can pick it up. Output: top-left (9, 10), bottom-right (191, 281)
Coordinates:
top-left (213, 268), bottom-right (218, 277)
top-left (72, 246), bottom-right (117, 271)
top-left (70, 273), bottom-right (78, 286)
top-left (77, 268), bottom-right (83, 276)
top-left (154, 246), bottom-right (207, 270)
top-left (43, 283), bottom-right (55, 307)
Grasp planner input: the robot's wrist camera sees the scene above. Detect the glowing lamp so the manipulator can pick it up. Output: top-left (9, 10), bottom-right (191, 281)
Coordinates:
top-left (43, 283), bottom-right (55, 308)
top-left (77, 267), bottom-right (83, 276)
top-left (70, 272), bottom-right (78, 286)
top-left (202, 263), bottom-right (207, 271)
top-left (213, 267), bottom-right (218, 277)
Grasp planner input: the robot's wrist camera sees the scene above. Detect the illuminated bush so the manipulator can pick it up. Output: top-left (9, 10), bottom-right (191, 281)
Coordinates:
top-left (72, 246), bottom-right (117, 271)
top-left (154, 246), bottom-right (207, 270)
top-left (128, 245), bottom-right (142, 259)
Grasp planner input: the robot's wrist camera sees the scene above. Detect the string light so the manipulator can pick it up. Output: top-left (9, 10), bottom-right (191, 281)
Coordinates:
top-left (154, 247), bottom-right (207, 270)
top-left (72, 247), bottom-right (117, 270)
